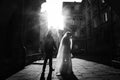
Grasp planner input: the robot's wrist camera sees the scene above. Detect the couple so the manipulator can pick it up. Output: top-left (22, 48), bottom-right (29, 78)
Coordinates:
top-left (42, 31), bottom-right (73, 76)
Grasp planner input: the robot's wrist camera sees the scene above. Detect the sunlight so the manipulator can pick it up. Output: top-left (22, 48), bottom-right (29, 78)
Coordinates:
top-left (40, 0), bottom-right (82, 31)
top-left (41, 1), bottom-right (64, 31)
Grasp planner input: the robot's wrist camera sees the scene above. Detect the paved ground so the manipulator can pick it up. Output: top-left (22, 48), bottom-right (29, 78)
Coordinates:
top-left (7, 58), bottom-right (120, 80)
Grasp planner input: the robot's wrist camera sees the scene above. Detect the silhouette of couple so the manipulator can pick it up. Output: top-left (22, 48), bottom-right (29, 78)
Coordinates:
top-left (41, 31), bottom-right (78, 80)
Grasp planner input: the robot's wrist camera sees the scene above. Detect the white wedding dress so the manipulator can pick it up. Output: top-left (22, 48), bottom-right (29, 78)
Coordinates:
top-left (55, 32), bottom-right (73, 75)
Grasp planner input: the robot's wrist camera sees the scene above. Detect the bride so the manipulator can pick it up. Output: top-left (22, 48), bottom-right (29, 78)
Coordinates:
top-left (55, 31), bottom-right (73, 75)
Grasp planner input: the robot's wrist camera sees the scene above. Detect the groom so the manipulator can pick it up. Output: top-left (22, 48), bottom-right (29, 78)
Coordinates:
top-left (42, 31), bottom-right (57, 74)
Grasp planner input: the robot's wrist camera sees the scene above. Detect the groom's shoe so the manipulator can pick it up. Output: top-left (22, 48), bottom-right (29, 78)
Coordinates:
top-left (56, 72), bottom-right (61, 76)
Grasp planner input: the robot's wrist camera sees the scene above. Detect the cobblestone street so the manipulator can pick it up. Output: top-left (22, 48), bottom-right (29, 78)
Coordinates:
top-left (7, 58), bottom-right (120, 80)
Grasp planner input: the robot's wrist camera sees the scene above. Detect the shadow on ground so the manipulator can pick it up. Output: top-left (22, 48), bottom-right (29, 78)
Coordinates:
top-left (57, 73), bottom-right (78, 80)
top-left (40, 69), bottom-right (78, 80)
top-left (40, 70), bottom-right (53, 80)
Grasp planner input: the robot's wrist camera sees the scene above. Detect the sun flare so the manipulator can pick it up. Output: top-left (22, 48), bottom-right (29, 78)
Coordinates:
top-left (40, 0), bottom-right (82, 31)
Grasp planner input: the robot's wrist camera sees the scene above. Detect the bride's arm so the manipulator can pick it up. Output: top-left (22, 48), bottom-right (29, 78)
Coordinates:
top-left (70, 37), bottom-right (72, 50)
top-left (70, 37), bottom-right (73, 57)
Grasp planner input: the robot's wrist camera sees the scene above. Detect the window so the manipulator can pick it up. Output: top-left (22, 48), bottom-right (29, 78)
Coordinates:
top-left (74, 4), bottom-right (79, 11)
top-left (102, 0), bottom-right (105, 3)
top-left (104, 12), bottom-right (108, 22)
